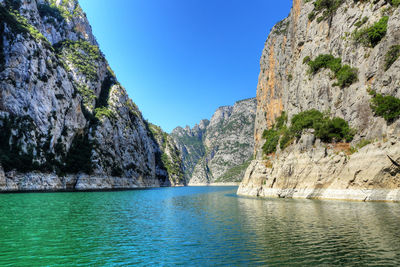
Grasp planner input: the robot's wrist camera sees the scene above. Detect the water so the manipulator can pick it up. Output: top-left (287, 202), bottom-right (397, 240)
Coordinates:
top-left (0, 186), bottom-right (400, 266)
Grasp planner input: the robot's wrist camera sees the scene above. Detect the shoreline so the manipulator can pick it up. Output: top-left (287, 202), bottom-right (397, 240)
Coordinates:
top-left (237, 187), bottom-right (400, 203)
top-left (188, 182), bottom-right (240, 187)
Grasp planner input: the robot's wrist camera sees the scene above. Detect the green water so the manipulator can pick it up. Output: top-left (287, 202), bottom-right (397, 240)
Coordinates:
top-left (0, 186), bottom-right (399, 266)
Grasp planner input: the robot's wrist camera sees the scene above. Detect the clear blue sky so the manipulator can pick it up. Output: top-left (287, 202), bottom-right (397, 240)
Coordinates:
top-left (79, 0), bottom-right (293, 133)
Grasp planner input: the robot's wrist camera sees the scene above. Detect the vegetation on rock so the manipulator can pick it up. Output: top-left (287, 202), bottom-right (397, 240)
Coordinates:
top-left (0, 4), bottom-right (52, 48)
top-left (55, 40), bottom-right (103, 81)
top-left (384, 45), bottom-right (400, 71)
top-left (307, 0), bottom-right (344, 22)
top-left (262, 110), bottom-right (355, 156)
top-left (306, 54), bottom-right (358, 88)
top-left (352, 16), bottom-right (389, 47)
top-left (369, 89), bottom-right (400, 123)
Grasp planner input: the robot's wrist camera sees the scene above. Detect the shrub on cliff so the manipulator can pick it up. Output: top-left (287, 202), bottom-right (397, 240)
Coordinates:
top-left (384, 45), bottom-right (400, 71)
top-left (291, 109), bottom-right (354, 142)
top-left (369, 89), bottom-right (400, 123)
top-left (334, 65), bottom-right (358, 88)
top-left (291, 109), bottom-right (324, 137)
top-left (389, 0), bottom-right (400, 7)
top-left (262, 128), bottom-right (280, 155)
top-left (262, 112), bottom-right (287, 155)
top-left (262, 109), bottom-right (355, 156)
top-left (308, 0), bottom-right (344, 22)
top-left (314, 117), bottom-right (355, 142)
top-left (307, 54), bottom-right (358, 88)
top-left (353, 16), bottom-right (389, 47)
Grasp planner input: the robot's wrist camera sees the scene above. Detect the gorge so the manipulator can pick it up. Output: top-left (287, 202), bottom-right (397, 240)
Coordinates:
top-left (1, 0), bottom-right (400, 202)
top-left (1, 0), bottom-right (400, 265)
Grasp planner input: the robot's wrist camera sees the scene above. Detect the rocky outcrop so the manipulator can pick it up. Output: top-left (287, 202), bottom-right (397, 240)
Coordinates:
top-left (147, 123), bottom-right (186, 186)
top-left (238, 0), bottom-right (400, 201)
top-left (170, 119), bottom-right (209, 181)
top-left (172, 98), bottom-right (256, 184)
top-left (0, 0), bottom-right (184, 191)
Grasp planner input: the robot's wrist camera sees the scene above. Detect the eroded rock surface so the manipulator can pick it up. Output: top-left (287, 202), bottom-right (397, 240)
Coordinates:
top-left (238, 0), bottom-right (400, 201)
top-left (172, 98), bottom-right (256, 184)
top-left (0, 0), bottom-right (183, 191)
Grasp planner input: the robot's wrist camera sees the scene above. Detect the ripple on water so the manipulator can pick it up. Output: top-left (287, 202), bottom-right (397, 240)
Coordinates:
top-left (0, 187), bottom-right (399, 265)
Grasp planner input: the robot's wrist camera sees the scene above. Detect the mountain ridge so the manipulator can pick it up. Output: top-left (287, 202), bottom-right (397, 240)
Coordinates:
top-left (171, 97), bottom-right (256, 184)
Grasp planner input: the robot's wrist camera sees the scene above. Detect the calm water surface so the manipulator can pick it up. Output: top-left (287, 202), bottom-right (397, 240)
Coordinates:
top-left (0, 186), bottom-right (400, 266)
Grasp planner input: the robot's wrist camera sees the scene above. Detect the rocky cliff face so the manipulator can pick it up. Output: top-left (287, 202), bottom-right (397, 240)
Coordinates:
top-left (238, 0), bottom-right (400, 201)
top-left (0, 0), bottom-right (184, 191)
top-left (170, 119), bottom-right (209, 181)
top-left (172, 98), bottom-right (256, 184)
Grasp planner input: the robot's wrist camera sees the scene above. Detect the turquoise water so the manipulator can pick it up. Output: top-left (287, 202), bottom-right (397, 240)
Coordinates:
top-left (0, 186), bottom-right (400, 266)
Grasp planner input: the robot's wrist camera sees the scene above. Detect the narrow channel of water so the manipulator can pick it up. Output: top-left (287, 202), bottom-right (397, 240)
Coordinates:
top-left (0, 186), bottom-right (399, 266)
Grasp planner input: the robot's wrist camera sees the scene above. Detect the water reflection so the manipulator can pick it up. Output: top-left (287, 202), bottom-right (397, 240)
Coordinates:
top-left (0, 187), bottom-right (399, 266)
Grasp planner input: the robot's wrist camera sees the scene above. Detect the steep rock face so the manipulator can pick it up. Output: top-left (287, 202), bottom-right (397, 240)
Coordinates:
top-left (0, 0), bottom-right (183, 191)
top-left (171, 119), bottom-right (209, 181)
top-left (147, 123), bottom-right (186, 186)
top-left (172, 98), bottom-right (257, 184)
top-left (238, 0), bottom-right (400, 201)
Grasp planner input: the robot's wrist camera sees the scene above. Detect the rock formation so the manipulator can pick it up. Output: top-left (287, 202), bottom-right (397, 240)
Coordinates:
top-left (0, 0), bottom-right (184, 191)
top-left (238, 0), bottom-right (400, 201)
top-left (172, 98), bottom-right (256, 184)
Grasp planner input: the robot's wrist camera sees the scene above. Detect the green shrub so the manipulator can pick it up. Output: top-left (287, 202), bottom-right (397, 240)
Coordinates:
top-left (275, 111), bottom-right (288, 130)
top-left (308, 11), bottom-right (316, 21)
top-left (0, 5), bottom-right (51, 47)
top-left (37, 3), bottom-right (64, 22)
top-left (261, 109), bottom-right (355, 156)
top-left (354, 17), bottom-right (368, 28)
top-left (303, 56), bottom-right (311, 64)
top-left (308, 0), bottom-right (344, 22)
top-left (353, 16), bottom-right (389, 47)
top-left (279, 129), bottom-right (293, 150)
top-left (335, 65), bottom-right (358, 88)
top-left (369, 89), bottom-right (400, 122)
top-left (307, 54), bottom-right (358, 88)
top-left (308, 54), bottom-right (341, 74)
top-left (94, 107), bottom-right (115, 120)
top-left (315, 117), bottom-right (355, 142)
top-left (75, 83), bottom-right (96, 110)
top-left (55, 40), bottom-right (103, 81)
top-left (262, 128), bottom-right (280, 155)
top-left (290, 109), bottom-right (324, 137)
top-left (384, 45), bottom-right (400, 71)
top-left (389, 0), bottom-right (400, 7)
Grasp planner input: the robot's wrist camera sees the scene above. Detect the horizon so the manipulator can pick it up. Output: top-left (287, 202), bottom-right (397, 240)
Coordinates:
top-left (79, 0), bottom-right (293, 132)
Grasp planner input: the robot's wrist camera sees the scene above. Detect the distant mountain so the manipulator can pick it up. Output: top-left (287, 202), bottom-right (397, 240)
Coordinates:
top-left (171, 98), bottom-right (256, 184)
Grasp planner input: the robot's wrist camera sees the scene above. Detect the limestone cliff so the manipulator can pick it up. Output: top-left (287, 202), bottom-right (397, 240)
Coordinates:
top-left (238, 0), bottom-right (400, 201)
top-left (0, 0), bottom-right (183, 191)
top-left (170, 119), bottom-right (209, 181)
top-left (172, 98), bottom-right (256, 184)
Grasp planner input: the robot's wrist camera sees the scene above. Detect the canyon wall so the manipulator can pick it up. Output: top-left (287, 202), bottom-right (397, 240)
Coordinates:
top-left (172, 98), bottom-right (256, 184)
top-left (238, 0), bottom-right (400, 201)
top-left (0, 0), bottom-right (184, 191)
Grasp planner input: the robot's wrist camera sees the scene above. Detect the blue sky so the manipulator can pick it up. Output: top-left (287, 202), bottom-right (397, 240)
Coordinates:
top-left (79, 0), bottom-right (293, 133)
